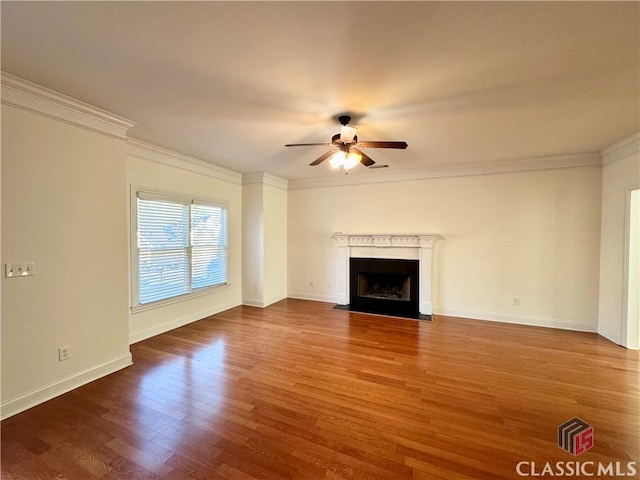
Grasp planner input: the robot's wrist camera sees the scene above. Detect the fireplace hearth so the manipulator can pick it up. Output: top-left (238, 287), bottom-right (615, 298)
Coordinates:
top-left (349, 257), bottom-right (419, 317)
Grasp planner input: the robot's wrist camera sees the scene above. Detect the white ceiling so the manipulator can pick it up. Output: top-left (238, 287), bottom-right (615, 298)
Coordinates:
top-left (2, 1), bottom-right (638, 181)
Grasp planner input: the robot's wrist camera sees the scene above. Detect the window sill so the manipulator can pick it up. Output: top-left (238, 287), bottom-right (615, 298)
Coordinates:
top-left (131, 283), bottom-right (231, 314)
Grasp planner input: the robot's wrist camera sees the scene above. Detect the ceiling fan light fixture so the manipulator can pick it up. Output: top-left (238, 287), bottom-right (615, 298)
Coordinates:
top-left (329, 150), bottom-right (361, 172)
top-left (340, 125), bottom-right (358, 143)
top-left (285, 113), bottom-right (407, 170)
top-left (343, 151), bottom-right (362, 171)
top-left (329, 151), bottom-right (346, 168)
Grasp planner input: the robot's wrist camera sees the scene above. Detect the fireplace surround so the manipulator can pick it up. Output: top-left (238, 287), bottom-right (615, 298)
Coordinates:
top-left (332, 234), bottom-right (443, 318)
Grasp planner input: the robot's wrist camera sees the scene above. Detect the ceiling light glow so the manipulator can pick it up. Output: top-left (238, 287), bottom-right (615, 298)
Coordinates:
top-left (343, 151), bottom-right (362, 171)
top-left (329, 151), bottom-right (346, 168)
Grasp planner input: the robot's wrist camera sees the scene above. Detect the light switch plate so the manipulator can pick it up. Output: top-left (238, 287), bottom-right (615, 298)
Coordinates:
top-left (5, 262), bottom-right (35, 278)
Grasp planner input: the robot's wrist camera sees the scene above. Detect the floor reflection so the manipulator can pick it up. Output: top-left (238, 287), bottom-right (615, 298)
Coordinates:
top-left (134, 338), bottom-right (227, 452)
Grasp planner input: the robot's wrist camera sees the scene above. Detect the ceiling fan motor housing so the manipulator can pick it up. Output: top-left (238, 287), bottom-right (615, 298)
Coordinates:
top-left (332, 133), bottom-right (358, 145)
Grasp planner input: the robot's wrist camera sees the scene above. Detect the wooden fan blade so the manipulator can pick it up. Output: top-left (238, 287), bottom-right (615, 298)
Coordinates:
top-left (352, 148), bottom-right (375, 167)
top-left (285, 142), bottom-right (333, 147)
top-left (354, 141), bottom-right (408, 149)
top-left (309, 149), bottom-right (338, 166)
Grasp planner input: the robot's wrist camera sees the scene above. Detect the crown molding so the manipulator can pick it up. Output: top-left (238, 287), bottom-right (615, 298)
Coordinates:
top-left (242, 172), bottom-right (288, 190)
top-left (127, 138), bottom-right (242, 185)
top-left (1, 71), bottom-right (135, 139)
top-left (287, 152), bottom-right (602, 190)
top-left (601, 132), bottom-right (640, 165)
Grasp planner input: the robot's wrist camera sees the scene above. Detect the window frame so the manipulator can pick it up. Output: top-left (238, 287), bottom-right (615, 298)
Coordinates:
top-left (130, 186), bottom-right (230, 313)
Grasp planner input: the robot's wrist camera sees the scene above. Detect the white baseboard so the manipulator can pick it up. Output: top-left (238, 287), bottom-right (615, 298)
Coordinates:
top-left (1, 353), bottom-right (133, 420)
top-left (242, 294), bottom-right (287, 308)
top-left (242, 298), bottom-right (265, 307)
top-left (264, 294), bottom-right (287, 307)
top-left (283, 298), bottom-right (598, 333)
top-left (434, 307), bottom-right (598, 332)
top-left (287, 292), bottom-right (338, 304)
top-left (129, 299), bottom-right (242, 344)
top-left (597, 324), bottom-right (622, 346)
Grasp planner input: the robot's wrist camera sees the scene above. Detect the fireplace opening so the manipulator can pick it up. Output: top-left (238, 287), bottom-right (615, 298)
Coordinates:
top-left (357, 272), bottom-right (410, 301)
top-left (349, 257), bottom-right (419, 317)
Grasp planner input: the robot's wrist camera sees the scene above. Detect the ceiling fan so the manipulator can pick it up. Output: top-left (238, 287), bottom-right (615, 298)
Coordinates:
top-left (285, 115), bottom-right (408, 173)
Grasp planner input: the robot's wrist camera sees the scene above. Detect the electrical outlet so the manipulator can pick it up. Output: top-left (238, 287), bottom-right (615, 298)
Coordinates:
top-left (58, 345), bottom-right (71, 362)
top-left (513, 298), bottom-right (520, 306)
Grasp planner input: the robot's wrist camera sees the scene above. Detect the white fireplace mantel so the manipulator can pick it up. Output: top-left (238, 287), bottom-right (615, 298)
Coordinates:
top-left (331, 233), bottom-right (443, 315)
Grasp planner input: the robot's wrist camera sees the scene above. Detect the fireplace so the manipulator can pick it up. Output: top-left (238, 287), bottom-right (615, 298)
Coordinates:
top-left (350, 257), bottom-right (419, 317)
top-left (332, 234), bottom-right (443, 318)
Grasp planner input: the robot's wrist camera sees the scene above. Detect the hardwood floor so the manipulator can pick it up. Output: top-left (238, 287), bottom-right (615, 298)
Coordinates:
top-left (2, 299), bottom-right (639, 479)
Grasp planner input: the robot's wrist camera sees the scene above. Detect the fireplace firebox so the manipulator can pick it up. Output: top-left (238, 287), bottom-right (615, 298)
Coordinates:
top-left (349, 257), bottom-right (419, 317)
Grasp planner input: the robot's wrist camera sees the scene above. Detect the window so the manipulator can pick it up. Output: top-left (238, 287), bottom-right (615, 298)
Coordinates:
top-left (133, 191), bottom-right (228, 308)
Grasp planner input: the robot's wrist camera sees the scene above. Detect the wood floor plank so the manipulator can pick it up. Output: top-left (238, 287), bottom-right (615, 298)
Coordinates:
top-left (2, 299), bottom-right (639, 479)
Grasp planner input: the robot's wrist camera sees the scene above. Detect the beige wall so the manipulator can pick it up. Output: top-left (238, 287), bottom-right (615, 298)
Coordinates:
top-left (263, 184), bottom-right (287, 305)
top-left (127, 150), bottom-right (243, 343)
top-left (1, 105), bottom-right (131, 417)
top-left (242, 182), bottom-right (264, 304)
top-left (288, 166), bottom-right (602, 331)
top-left (241, 176), bottom-right (288, 307)
top-left (598, 149), bottom-right (640, 345)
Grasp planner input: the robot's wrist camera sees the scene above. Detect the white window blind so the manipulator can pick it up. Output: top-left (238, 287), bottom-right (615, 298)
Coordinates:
top-left (135, 192), bottom-right (229, 306)
top-left (191, 203), bottom-right (228, 289)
